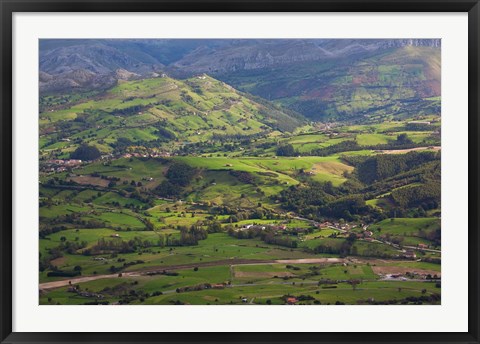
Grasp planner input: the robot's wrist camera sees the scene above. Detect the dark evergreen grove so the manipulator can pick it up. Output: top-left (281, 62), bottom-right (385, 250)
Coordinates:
top-left (70, 144), bottom-right (101, 161)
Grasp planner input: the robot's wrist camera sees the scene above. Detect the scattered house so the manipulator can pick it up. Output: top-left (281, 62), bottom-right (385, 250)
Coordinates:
top-left (403, 250), bottom-right (417, 259)
top-left (286, 297), bottom-right (298, 305)
top-left (78, 291), bottom-right (104, 299)
top-left (408, 121), bottom-right (431, 125)
top-left (111, 234), bottom-right (120, 238)
top-left (211, 284), bottom-right (225, 289)
top-left (101, 154), bottom-right (114, 160)
top-left (225, 164), bottom-right (233, 167)
top-left (242, 298), bottom-right (248, 303)
top-left (239, 224), bottom-right (266, 232)
top-left (65, 159), bottom-right (82, 166)
top-left (418, 243), bottom-right (428, 249)
top-left (49, 159), bottom-right (65, 165)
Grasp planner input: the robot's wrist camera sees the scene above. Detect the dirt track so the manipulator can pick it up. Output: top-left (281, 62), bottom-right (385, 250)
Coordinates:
top-left (39, 257), bottom-right (425, 291)
top-left (372, 265), bottom-right (440, 277)
top-left (39, 258), bottom-right (351, 291)
top-left (378, 146), bottom-right (441, 154)
top-left (39, 259), bottom-right (276, 291)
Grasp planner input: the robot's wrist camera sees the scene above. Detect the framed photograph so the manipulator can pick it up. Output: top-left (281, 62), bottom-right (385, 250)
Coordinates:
top-left (1, 0), bottom-right (479, 343)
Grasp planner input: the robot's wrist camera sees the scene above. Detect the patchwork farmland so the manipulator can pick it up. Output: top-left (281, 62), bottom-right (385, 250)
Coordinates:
top-left (39, 39), bottom-right (441, 305)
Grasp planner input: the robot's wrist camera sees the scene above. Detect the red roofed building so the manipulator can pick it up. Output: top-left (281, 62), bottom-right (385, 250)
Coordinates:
top-left (287, 297), bottom-right (298, 305)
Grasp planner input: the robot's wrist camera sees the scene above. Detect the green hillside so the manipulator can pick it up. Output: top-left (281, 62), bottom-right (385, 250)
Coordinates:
top-left (39, 75), bottom-right (305, 158)
top-left (221, 46), bottom-right (441, 122)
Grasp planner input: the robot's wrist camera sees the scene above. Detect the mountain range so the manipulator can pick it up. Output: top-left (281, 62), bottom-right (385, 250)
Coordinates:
top-left (39, 39), bottom-right (441, 122)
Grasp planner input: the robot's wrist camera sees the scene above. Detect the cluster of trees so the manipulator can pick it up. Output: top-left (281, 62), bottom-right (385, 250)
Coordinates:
top-left (70, 144), bottom-right (101, 161)
top-left (278, 182), bottom-right (333, 214)
top-left (367, 293), bottom-right (441, 305)
top-left (278, 182), bottom-right (378, 222)
top-left (229, 170), bottom-right (255, 184)
top-left (166, 225), bottom-right (208, 246)
top-left (355, 151), bottom-right (439, 184)
top-left (155, 161), bottom-right (196, 198)
top-left (276, 144), bottom-right (297, 157)
top-left (85, 237), bottom-right (155, 255)
top-left (227, 208), bottom-right (277, 223)
top-left (114, 104), bottom-right (151, 116)
top-left (391, 182), bottom-right (440, 209)
top-left (313, 234), bottom-right (357, 257)
top-left (154, 126), bottom-right (177, 140)
top-left (111, 137), bottom-right (133, 151)
top-left (166, 162), bottom-right (196, 186)
top-left (208, 205), bottom-right (278, 222)
top-left (178, 225), bottom-right (208, 246)
top-left (209, 131), bottom-right (271, 146)
top-left (262, 233), bottom-right (298, 248)
top-left (226, 226), bottom-right (298, 248)
top-left (47, 270), bottom-right (81, 278)
top-left (405, 122), bottom-right (436, 131)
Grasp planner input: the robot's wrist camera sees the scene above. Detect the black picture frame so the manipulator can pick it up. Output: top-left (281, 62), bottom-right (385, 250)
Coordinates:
top-left (1, 1), bottom-right (479, 343)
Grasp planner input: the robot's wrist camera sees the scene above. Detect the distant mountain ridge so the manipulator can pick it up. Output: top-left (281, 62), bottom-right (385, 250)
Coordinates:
top-left (40, 39), bottom-right (440, 77)
top-left (170, 39), bottom-right (441, 75)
